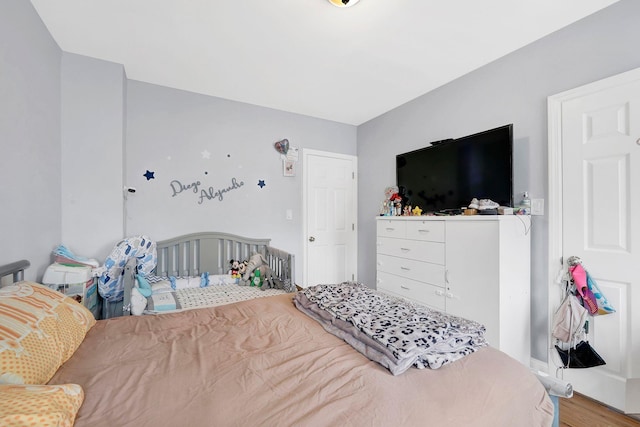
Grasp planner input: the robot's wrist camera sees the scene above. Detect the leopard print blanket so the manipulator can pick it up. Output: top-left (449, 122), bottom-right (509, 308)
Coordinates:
top-left (294, 282), bottom-right (488, 375)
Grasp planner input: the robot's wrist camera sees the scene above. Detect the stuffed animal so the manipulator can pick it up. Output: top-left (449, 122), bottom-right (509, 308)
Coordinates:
top-left (257, 264), bottom-right (277, 291)
top-left (241, 252), bottom-right (278, 290)
top-left (238, 260), bottom-right (247, 276)
top-left (228, 259), bottom-right (241, 279)
top-left (242, 253), bottom-right (268, 282)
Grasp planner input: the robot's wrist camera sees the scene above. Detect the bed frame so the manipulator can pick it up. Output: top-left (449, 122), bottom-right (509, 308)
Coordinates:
top-left (105, 232), bottom-right (295, 318)
top-left (0, 259), bottom-right (30, 282)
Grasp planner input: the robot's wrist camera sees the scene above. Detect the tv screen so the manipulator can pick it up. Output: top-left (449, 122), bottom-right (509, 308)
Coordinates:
top-left (396, 124), bottom-right (513, 213)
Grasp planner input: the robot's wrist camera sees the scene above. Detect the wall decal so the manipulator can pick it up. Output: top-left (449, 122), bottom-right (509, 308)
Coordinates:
top-left (143, 170), bottom-right (155, 180)
top-left (201, 150), bottom-right (211, 159)
top-left (258, 180), bottom-right (266, 188)
top-left (199, 178), bottom-right (244, 204)
top-left (170, 177), bottom-right (245, 204)
top-left (170, 179), bottom-right (201, 197)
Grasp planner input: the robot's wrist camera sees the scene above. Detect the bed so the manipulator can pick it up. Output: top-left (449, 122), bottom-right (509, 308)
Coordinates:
top-left (102, 232), bottom-right (295, 318)
top-left (0, 260), bottom-right (554, 427)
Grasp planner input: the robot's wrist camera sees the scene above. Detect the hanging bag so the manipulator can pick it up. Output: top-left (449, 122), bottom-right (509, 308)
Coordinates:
top-left (552, 293), bottom-right (587, 343)
top-left (552, 279), bottom-right (606, 369)
top-left (567, 256), bottom-right (615, 316)
top-left (555, 341), bottom-right (606, 369)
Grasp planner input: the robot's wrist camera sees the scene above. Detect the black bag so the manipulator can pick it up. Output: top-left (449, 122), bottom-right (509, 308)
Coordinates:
top-left (555, 341), bottom-right (606, 369)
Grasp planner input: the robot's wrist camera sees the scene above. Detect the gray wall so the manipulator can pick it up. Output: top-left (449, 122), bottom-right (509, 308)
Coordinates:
top-left (357, 0), bottom-right (640, 362)
top-left (124, 81), bottom-right (357, 283)
top-left (0, 1), bottom-right (62, 281)
top-left (0, 1), bottom-right (356, 286)
top-left (61, 53), bottom-right (127, 260)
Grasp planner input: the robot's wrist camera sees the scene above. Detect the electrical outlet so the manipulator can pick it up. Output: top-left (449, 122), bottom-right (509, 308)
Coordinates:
top-left (531, 199), bottom-right (544, 215)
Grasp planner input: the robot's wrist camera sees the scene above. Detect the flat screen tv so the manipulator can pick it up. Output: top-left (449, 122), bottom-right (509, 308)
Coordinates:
top-left (396, 124), bottom-right (513, 213)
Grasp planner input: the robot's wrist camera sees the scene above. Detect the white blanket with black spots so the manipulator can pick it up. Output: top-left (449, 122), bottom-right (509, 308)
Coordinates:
top-left (295, 282), bottom-right (488, 375)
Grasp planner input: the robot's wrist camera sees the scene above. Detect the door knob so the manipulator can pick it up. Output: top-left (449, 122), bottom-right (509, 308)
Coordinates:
top-left (308, 236), bottom-right (315, 242)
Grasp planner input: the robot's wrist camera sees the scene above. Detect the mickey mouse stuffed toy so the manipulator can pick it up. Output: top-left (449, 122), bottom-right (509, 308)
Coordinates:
top-left (228, 259), bottom-right (241, 279)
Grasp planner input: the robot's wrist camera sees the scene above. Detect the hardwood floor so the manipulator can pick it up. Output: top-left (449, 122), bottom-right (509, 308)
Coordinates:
top-left (560, 392), bottom-right (640, 427)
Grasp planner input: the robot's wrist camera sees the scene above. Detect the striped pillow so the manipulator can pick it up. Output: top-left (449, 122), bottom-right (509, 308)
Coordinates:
top-left (0, 282), bottom-right (95, 384)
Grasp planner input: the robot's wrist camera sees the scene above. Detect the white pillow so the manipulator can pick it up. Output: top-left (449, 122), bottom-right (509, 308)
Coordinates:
top-left (130, 287), bottom-right (147, 316)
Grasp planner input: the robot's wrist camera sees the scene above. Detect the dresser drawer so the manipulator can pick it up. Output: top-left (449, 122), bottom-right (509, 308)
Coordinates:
top-left (406, 220), bottom-right (445, 242)
top-left (376, 219), bottom-right (406, 239)
top-left (376, 271), bottom-right (445, 311)
top-left (376, 254), bottom-right (445, 287)
top-left (377, 237), bottom-right (445, 264)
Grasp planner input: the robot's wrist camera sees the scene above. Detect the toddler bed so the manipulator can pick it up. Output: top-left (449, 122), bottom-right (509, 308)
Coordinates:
top-left (102, 232), bottom-right (295, 317)
top-left (0, 260), bottom-right (555, 427)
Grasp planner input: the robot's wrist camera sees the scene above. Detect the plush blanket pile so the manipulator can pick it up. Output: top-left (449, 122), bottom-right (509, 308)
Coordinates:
top-left (294, 282), bottom-right (488, 375)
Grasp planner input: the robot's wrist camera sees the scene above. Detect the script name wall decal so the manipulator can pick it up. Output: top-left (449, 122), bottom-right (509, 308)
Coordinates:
top-left (170, 177), bottom-right (245, 204)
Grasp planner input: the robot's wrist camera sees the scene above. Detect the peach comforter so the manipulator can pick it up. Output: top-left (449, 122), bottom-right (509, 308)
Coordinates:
top-left (49, 293), bottom-right (553, 427)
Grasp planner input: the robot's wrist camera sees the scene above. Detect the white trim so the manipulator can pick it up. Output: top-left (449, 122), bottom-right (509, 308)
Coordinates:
top-left (547, 66), bottom-right (640, 373)
top-left (302, 149), bottom-right (358, 287)
top-left (530, 357), bottom-right (549, 374)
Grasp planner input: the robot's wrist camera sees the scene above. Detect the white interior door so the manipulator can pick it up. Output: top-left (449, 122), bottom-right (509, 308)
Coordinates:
top-left (303, 150), bottom-right (357, 287)
top-left (549, 68), bottom-right (640, 414)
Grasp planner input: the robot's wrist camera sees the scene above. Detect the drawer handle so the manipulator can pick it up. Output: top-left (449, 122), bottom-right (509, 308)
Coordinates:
top-left (418, 229), bottom-right (430, 233)
top-left (400, 266), bottom-right (410, 271)
top-left (400, 285), bottom-right (410, 290)
top-left (400, 248), bottom-right (410, 252)
top-left (385, 227), bottom-right (395, 232)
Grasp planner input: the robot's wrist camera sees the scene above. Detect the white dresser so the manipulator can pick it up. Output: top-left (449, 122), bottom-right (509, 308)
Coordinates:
top-left (376, 215), bottom-right (531, 364)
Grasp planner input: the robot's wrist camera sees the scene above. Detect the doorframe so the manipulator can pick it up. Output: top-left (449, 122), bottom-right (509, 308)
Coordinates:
top-left (547, 67), bottom-right (640, 370)
top-left (302, 149), bottom-right (358, 287)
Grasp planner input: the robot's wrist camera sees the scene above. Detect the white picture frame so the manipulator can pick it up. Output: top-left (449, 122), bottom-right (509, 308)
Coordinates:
top-left (283, 159), bottom-right (295, 177)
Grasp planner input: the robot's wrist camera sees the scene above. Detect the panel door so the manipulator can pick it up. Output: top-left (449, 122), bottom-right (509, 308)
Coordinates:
top-left (559, 75), bottom-right (640, 413)
top-left (304, 150), bottom-right (357, 286)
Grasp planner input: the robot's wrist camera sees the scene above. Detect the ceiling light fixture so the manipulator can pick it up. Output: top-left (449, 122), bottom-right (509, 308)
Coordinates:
top-left (327, 0), bottom-right (360, 8)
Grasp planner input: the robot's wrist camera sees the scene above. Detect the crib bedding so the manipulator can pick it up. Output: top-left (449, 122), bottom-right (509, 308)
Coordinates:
top-left (141, 274), bottom-right (288, 313)
top-left (49, 293), bottom-right (554, 427)
top-left (143, 283), bottom-right (288, 313)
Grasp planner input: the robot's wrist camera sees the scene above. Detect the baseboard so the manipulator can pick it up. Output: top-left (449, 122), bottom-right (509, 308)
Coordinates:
top-left (530, 357), bottom-right (548, 373)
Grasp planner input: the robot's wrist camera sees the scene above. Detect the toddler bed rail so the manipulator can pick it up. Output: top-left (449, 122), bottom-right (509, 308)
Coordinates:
top-left (104, 232), bottom-right (295, 318)
top-left (0, 259), bottom-right (30, 282)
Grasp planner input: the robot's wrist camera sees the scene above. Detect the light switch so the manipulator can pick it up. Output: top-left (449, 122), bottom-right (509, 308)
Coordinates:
top-left (531, 199), bottom-right (544, 215)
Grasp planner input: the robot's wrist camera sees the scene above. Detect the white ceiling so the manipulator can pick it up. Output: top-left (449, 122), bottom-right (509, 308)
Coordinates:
top-left (31, 0), bottom-right (619, 126)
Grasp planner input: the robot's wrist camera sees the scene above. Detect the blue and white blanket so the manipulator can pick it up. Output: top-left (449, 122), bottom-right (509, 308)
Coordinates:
top-left (294, 282), bottom-right (488, 375)
top-left (98, 236), bottom-right (157, 302)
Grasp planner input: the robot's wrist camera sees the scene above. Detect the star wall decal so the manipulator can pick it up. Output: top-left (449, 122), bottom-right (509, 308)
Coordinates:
top-left (201, 150), bottom-right (211, 159)
top-left (258, 180), bottom-right (266, 188)
top-left (143, 170), bottom-right (155, 181)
